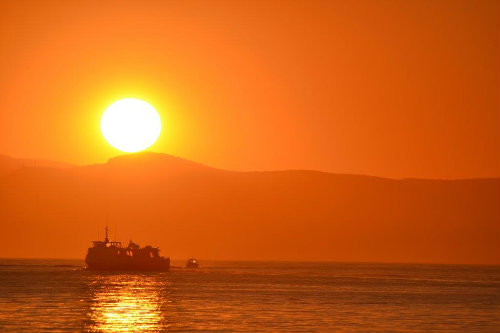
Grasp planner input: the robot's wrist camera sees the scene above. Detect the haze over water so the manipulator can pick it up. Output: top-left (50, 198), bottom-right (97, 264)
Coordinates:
top-left (0, 259), bottom-right (498, 332)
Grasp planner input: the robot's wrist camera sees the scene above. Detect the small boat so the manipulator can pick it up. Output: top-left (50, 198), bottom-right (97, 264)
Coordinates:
top-left (186, 258), bottom-right (199, 268)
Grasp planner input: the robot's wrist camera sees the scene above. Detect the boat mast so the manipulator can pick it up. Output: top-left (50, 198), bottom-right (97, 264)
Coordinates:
top-left (105, 226), bottom-right (109, 243)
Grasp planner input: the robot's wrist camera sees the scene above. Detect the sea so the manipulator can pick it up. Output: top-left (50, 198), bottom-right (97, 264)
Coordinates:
top-left (0, 259), bottom-right (498, 332)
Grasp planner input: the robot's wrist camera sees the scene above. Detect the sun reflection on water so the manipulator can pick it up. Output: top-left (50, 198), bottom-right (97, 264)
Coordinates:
top-left (85, 274), bottom-right (170, 332)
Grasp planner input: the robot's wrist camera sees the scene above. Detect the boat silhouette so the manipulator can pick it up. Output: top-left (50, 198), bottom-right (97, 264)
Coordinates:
top-left (186, 258), bottom-right (200, 268)
top-left (85, 227), bottom-right (170, 271)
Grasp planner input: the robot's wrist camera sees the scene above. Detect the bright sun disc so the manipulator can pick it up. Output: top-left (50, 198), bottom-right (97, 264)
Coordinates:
top-left (101, 98), bottom-right (161, 152)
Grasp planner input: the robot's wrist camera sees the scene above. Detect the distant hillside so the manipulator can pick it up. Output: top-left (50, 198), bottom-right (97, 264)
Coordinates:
top-left (0, 152), bottom-right (498, 264)
top-left (0, 154), bottom-right (74, 177)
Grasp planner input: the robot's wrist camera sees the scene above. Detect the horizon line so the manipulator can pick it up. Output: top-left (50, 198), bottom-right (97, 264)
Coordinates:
top-left (1, 256), bottom-right (499, 267)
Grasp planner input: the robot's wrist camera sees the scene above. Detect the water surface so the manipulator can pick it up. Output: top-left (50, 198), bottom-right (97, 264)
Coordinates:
top-left (0, 259), bottom-right (498, 332)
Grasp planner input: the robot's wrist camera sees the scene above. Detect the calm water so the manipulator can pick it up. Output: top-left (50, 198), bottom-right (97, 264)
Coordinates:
top-left (0, 259), bottom-right (498, 332)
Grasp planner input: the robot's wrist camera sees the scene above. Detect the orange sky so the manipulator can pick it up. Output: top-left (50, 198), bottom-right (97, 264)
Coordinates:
top-left (1, 0), bottom-right (498, 179)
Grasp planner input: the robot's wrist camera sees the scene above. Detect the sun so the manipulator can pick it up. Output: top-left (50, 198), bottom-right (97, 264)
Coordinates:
top-left (101, 98), bottom-right (161, 153)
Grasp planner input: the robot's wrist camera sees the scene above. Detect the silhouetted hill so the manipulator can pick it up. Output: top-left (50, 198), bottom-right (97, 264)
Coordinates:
top-left (1, 152), bottom-right (498, 264)
top-left (75, 152), bottom-right (215, 182)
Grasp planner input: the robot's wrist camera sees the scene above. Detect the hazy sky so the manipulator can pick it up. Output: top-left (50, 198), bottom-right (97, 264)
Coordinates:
top-left (1, 0), bottom-right (498, 179)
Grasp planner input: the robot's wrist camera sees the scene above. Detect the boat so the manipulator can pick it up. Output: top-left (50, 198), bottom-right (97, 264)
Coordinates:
top-left (186, 258), bottom-right (200, 268)
top-left (85, 227), bottom-right (170, 271)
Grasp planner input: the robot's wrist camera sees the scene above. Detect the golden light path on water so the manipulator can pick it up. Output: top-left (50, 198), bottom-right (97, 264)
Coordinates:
top-left (85, 274), bottom-right (169, 332)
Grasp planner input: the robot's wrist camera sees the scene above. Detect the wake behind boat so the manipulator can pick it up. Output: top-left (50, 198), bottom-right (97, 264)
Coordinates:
top-left (85, 227), bottom-right (170, 271)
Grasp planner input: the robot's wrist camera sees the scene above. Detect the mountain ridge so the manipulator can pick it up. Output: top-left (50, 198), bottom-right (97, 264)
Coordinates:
top-left (1, 152), bottom-right (498, 264)
top-left (2, 152), bottom-right (498, 181)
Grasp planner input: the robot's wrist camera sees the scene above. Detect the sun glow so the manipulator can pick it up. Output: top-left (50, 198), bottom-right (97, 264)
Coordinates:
top-left (101, 98), bottom-right (161, 153)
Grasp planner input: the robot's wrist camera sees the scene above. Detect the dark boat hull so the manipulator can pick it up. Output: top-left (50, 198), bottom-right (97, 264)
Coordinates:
top-left (85, 255), bottom-right (170, 271)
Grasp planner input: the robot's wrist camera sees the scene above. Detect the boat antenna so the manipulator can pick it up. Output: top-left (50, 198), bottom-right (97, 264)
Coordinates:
top-left (105, 225), bottom-right (109, 243)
